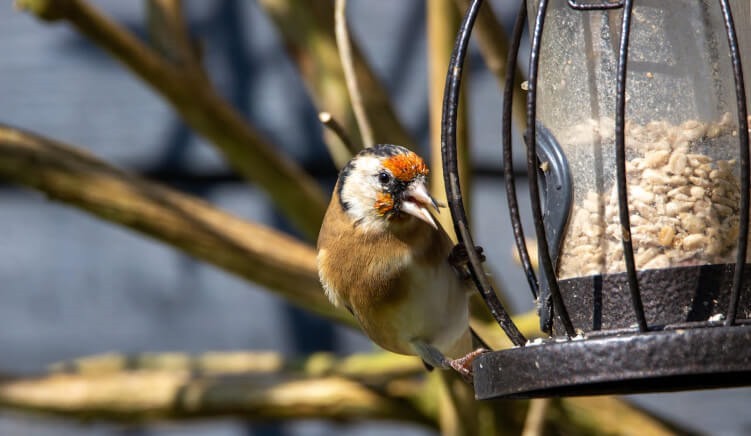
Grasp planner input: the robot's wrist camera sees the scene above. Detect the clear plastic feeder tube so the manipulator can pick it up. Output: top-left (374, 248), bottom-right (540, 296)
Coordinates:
top-left (528, 0), bottom-right (744, 279)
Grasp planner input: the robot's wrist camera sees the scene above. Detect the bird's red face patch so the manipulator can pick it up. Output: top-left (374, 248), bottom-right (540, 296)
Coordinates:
top-left (374, 192), bottom-right (395, 216)
top-left (382, 152), bottom-right (429, 182)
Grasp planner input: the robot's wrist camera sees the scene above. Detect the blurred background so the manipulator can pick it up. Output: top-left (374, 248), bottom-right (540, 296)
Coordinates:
top-left (0, 1), bottom-right (749, 435)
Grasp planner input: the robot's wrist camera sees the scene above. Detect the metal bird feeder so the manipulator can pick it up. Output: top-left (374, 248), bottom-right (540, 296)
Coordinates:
top-left (441, 0), bottom-right (751, 398)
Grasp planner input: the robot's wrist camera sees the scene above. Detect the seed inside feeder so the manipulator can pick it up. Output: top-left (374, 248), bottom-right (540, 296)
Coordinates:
top-left (557, 114), bottom-right (742, 279)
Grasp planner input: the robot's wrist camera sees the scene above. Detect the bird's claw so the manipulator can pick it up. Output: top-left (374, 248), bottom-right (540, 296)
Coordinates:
top-left (448, 348), bottom-right (488, 383)
top-left (448, 243), bottom-right (486, 280)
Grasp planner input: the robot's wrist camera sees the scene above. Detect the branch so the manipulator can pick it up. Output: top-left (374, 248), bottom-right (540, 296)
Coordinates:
top-left (427, 0), bottom-right (471, 238)
top-left (553, 396), bottom-right (698, 436)
top-left (334, 0), bottom-right (374, 147)
top-left (15, 0), bottom-right (328, 239)
top-left (1, 348), bottom-right (694, 434)
top-left (49, 351), bottom-right (424, 384)
top-left (0, 372), bottom-right (433, 426)
top-left (0, 125), bottom-right (353, 327)
top-left (0, 123), bottom-right (554, 333)
top-left (318, 111), bottom-right (359, 168)
top-left (257, 0), bottom-right (414, 148)
top-left (0, 351), bottom-right (432, 425)
top-left (145, 0), bottom-right (207, 80)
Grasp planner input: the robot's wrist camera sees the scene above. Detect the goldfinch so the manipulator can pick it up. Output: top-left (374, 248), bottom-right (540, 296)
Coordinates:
top-left (316, 144), bottom-right (484, 379)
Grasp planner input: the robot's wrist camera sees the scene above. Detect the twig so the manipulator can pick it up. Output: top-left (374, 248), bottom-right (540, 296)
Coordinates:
top-left (0, 125), bottom-right (353, 327)
top-left (427, 0), bottom-right (470, 238)
top-left (257, 0), bottom-right (414, 147)
top-left (146, 0), bottom-right (207, 81)
top-left (556, 396), bottom-right (699, 436)
top-left (433, 371), bottom-right (484, 436)
top-left (318, 111), bottom-right (359, 168)
top-left (334, 0), bottom-right (374, 147)
top-left (16, 0), bottom-right (328, 239)
top-left (522, 398), bottom-right (550, 436)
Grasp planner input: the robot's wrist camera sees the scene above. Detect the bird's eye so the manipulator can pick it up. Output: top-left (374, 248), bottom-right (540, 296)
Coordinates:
top-left (377, 172), bottom-right (392, 185)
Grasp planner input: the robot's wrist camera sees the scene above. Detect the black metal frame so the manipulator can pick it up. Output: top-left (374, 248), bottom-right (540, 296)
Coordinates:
top-left (441, 0), bottom-right (751, 398)
top-left (441, 0), bottom-right (526, 346)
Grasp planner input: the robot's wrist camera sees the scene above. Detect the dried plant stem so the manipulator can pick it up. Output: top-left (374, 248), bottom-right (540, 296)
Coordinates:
top-left (319, 111), bottom-right (358, 168)
top-left (16, 0), bottom-right (328, 239)
top-left (428, 0), bottom-right (471, 239)
top-left (257, 0), bottom-right (413, 147)
top-left (433, 371), bottom-right (489, 436)
top-left (554, 396), bottom-right (694, 436)
top-left (335, 0), bottom-right (374, 148)
top-left (522, 398), bottom-right (550, 436)
top-left (0, 125), bottom-right (353, 327)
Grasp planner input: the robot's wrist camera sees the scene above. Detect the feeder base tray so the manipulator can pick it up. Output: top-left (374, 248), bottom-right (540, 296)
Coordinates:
top-left (473, 324), bottom-right (751, 399)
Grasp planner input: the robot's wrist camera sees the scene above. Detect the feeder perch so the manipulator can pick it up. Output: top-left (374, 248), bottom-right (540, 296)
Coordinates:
top-left (441, 0), bottom-right (751, 398)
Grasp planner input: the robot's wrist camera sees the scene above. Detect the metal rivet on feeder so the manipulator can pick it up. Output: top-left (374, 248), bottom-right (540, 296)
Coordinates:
top-left (441, 0), bottom-right (751, 398)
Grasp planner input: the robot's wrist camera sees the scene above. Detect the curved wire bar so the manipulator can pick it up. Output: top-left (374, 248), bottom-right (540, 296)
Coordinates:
top-left (503, 1), bottom-right (539, 300)
top-left (719, 0), bottom-right (750, 326)
top-left (614, 0), bottom-right (648, 332)
top-left (441, 0), bottom-right (526, 346)
top-left (526, 0), bottom-right (576, 337)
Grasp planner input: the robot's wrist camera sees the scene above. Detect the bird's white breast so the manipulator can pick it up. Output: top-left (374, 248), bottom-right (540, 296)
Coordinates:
top-left (390, 260), bottom-right (470, 357)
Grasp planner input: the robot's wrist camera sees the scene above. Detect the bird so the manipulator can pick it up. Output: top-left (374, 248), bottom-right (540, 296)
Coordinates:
top-left (316, 143), bottom-right (486, 380)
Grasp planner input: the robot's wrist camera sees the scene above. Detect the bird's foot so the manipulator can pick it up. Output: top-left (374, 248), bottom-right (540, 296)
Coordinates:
top-left (448, 243), bottom-right (486, 280)
top-left (448, 348), bottom-right (488, 383)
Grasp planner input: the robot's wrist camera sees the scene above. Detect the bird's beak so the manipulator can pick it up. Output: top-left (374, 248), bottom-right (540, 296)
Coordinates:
top-left (401, 181), bottom-right (439, 229)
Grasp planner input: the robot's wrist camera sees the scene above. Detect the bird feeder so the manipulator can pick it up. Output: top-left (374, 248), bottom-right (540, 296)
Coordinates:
top-left (441, 0), bottom-right (751, 398)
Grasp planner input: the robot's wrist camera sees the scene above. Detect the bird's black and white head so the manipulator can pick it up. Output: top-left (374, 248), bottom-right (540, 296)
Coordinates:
top-left (337, 144), bottom-right (440, 233)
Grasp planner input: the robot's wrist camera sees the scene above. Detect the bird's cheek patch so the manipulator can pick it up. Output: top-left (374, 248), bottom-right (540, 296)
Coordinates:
top-left (374, 192), bottom-right (395, 216)
top-left (383, 153), bottom-right (429, 181)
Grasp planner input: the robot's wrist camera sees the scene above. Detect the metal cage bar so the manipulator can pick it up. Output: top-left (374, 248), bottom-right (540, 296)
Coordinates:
top-left (720, 0), bottom-right (751, 326)
top-left (440, 0), bottom-right (526, 346)
top-left (526, 0), bottom-right (576, 337)
top-left (503, 1), bottom-right (539, 300)
top-left (614, 0), bottom-right (649, 332)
